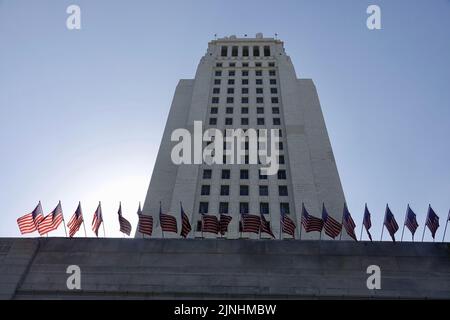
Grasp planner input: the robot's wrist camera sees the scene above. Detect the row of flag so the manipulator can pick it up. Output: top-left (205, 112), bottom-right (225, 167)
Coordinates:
top-left (17, 201), bottom-right (450, 242)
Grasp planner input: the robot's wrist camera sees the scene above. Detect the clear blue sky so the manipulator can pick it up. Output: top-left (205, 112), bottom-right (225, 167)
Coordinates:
top-left (1, 0), bottom-right (449, 240)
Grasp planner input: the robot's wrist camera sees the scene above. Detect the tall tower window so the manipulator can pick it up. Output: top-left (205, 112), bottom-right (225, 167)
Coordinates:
top-left (232, 46), bottom-right (238, 57)
top-left (264, 46), bottom-right (271, 57)
top-left (243, 46), bottom-right (249, 56)
top-left (253, 46), bottom-right (260, 56)
top-left (221, 46), bottom-right (228, 57)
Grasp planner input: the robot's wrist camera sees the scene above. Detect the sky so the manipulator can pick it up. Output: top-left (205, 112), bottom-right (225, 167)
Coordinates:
top-left (0, 0), bottom-right (449, 241)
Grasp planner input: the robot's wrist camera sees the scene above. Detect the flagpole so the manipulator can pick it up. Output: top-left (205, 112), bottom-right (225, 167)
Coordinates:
top-left (268, 208), bottom-right (273, 240)
top-left (380, 204), bottom-right (387, 241)
top-left (60, 201), bottom-right (68, 237)
top-left (401, 205), bottom-right (408, 242)
top-left (299, 203), bottom-right (304, 240)
top-left (360, 204), bottom-right (365, 241)
top-left (422, 205), bottom-right (429, 242)
top-left (339, 203), bottom-right (345, 241)
top-left (101, 201), bottom-right (106, 237)
top-left (160, 201), bottom-right (165, 239)
top-left (443, 212), bottom-right (449, 243)
top-left (82, 220), bottom-right (87, 237)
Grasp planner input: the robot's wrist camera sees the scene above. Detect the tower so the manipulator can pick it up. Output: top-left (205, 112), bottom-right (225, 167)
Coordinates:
top-left (138, 34), bottom-right (346, 240)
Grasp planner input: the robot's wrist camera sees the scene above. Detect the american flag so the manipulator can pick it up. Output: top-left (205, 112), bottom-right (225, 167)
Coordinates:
top-left (201, 214), bottom-right (219, 234)
top-left (404, 205), bottom-right (419, 237)
top-left (117, 202), bottom-right (132, 236)
top-left (17, 202), bottom-right (44, 235)
top-left (241, 214), bottom-right (260, 234)
top-left (322, 204), bottom-right (342, 239)
top-left (37, 201), bottom-right (64, 236)
top-left (260, 214), bottom-right (275, 238)
top-left (363, 204), bottom-right (373, 241)
top-left (137, 203), bottom-right (153, 236)
top-left (180, 204), bottom-right (192, 238)
top-left (219, 214), bottom-right (232, 235)
top-left (384, 205), bottom-right (399, 242)
top-left (92, 202), bottom-right (103, 237)
top-left (280, 208), bottom-right (296, 238)
top-left (425, 205), bottom-right (440, 239)
top-left (301, 203), bottom-right (323, 233)
top-left (342, 203), bottom-right (357, 241)
top-left (67, 202), bottom-right (84, 237)
top-left (159, 204), bottom-right (178, 234)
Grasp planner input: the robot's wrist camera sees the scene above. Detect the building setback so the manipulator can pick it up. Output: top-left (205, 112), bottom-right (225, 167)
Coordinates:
top-left (138, 34), bottom-right (347, 240)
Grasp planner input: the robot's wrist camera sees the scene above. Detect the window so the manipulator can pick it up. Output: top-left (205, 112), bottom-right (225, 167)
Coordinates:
top-left (280, 202), bottom-right (290, 214)
top-left (243, 46), bottom-right (249, 57)
top-left (278, 170), bottom-right (287, 180)
top-left (255, 70), bottom-right (262, 76)
top-left (229, 62), bottom-right (236, 67)
top-left (242, 70), bottom-right (249, 77)
top-left (256, 97), bottom-right (264, 104)
top-left (256, 79), bottom-right (263, 85)
top-left (227, 87), bottom-right (234, 94)
top-left (222, 169), bottom-right (230, 179)
top-left (256, 88), bottom-right (263, 94)
top-left (240, 169), bottom-right (249, 179)
top-left (279, 186), bottom-right (288, 196)
top-left (273, 118), bottom-right (281, 125)
top-left (242, 62), bottom-right (249, 67)
top-left (228, 79), bottom-right (235, 85)
top-left (240, 202), bottom-right (249, 214)
top-left (215, 79), bottom-right (221, 85)
top-left (213, 87), bottom-right (220, 94)
top-left (241, 118), bottom-right (249, 125)
top-left (241, 97), bottom-right (249, 104)
top-left (225, 118), bottom-right (233, 125)
top-left (257, 118), bottom-right (265, 125)
top-left (201, 185), bottom-right (210, 196)
top-left (270, 79), bottom-right (277, 85)
top-left (253, 46), bottom-right (260, 56)
top-left (269, 62), bottom-right (275, 67)
top-left (272, 107), bottom-right (280, 114)
top-left (278, 142), bottom-right (284, 150)
top-left (232, 46), bottom-right (238, 57)
top-left (229, 70), bottom-right (235, 77)
top-left (221, 46), bottom-right (228, 57)
top-left (257, 107), bottom-right (264, 114)
top-left (226, 107), bottom-right (233, 114)
top-left (242, 79), bottom-right (249, 85)
top-left (219, 202), bottom-right (229, 214)
top-left (271, 97), bottom-right (279, 104)
top-left (220, 185), bottom-right (229, 196)
top-left (216, 63), bottom-right (223, 67)
top-left (271, 88), bottom-right (278, 94)
top-left (199, 202), bottom-right (209, 214)
top-left (259, 185), bottom-right (269, 196)
top-left (244, 155), bottom-right (249, 164)
top-left (203, 169), bottom-right (212, 179)
top-left (241, 107), bottom-right (248, 114)
top-left (212, 97), bottom-right (219, 104)
top-left (240, 185), bottom-right (249, 196)
top-left (264, 46), bottom-right (271, 57)
top-left (260, 202), bottom-right (269, 215)
top-left (209, 118), bottom-right (217, 125)
top-left (255, 62), bottom-right (262, 67)
top-left (279, 155), bottom-right (285, 164)
top-left (210, 107), bottom-right (218, 114)
top-left (269, 70), bottom-right (276, 76)
top-left (215, 70), bottom-right (222, 77)
top-left (196, 220), bottom-right (202, 232)
top-left (259, 171), bottom-right (268, 179)
top-left (226, 97), bottom-right (234, 104)
top-left (242, 87), bottom-right (249, 94)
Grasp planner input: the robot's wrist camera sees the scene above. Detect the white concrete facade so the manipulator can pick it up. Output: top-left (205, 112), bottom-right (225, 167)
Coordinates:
top-left (137, 34), bottom-right (347, 240)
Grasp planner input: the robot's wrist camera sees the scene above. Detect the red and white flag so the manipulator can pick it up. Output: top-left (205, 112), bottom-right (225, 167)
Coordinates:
top-left (137, 203), bottom-right (153, 236)
top-left (68, 202), bottom-right (84, 237)
top-left (38, 201), bottom-right (64, 236)
top-left (17, 202), bottom-right (44, 235)
top-left (92, 202), bottom-right (104, 237)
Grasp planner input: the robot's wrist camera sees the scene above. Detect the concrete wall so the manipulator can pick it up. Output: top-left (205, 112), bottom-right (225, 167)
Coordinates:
top-left (0, 238), bottom-right (449, 299)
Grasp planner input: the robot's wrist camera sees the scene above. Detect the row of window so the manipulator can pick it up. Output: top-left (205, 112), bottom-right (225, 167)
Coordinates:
top-left (203, 169), bottom-right (287, 180)
top-left (220, 45), bottom-right (271, 57)
top-left (215, 70), bottom-right (276, 77)
top-left (210, 107), bottom-right (280, 115)
top-left (200, 184), bottom-right (288, 197)
top-left (216, 62), bottom-right (275, 68)
top-left (213, 78), bottom-right (277, 85)
top-left (208, 117), bottom-right (281, 126)
top-left (213, 87), bottom-right (278, 94)
top-left (212, 97), bottom-right (279, 104)
top-left (198, 201), bottom-right (290, 215)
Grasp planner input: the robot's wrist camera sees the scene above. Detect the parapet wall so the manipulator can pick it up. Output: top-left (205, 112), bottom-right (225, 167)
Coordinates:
top-left (0, 238), bottom-right (449, 299)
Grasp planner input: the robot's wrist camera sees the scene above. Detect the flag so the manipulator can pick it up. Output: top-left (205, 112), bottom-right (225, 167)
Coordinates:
top-left (241, 214), bottom-right (260, 234)
top-left (17, 202), bottom-right (44, 235)
top-left (260, 214), bottom-right (275, 238)
top-left (280, 207), bottom-right (296, 238)
top-left (425, 205), bottom-right (440, 239)
top-left (384, 205), bottom-right (399, 242)
top-left (159, 204), bottom-right (178, 234)
top-left (201, 214), bottom-right (219, 234)
top-left (117, 202), bottom-right (132, 236)
top-left (404, 205), bottom-right (419, 236)
top-left (180, 203), bottom-right (192, 238)
top-left (322, 204), bottom-right (342, 239)
top-left (301, 203), bottom-right (323, 233)
top-left (342, 203), bottom-right (357, 241)
top-left (38, 201), bottom-right (64, 235)
top-left (67, 202), bottom-right (84, 238)
top-left (92, 202), bottom-right (103, 237)
top-left (137, 203), bottom-right (153, 236)
top-left (219, 214), bottom-right (232, 235)
top-left (363, 204), bottom-right (373, 241)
